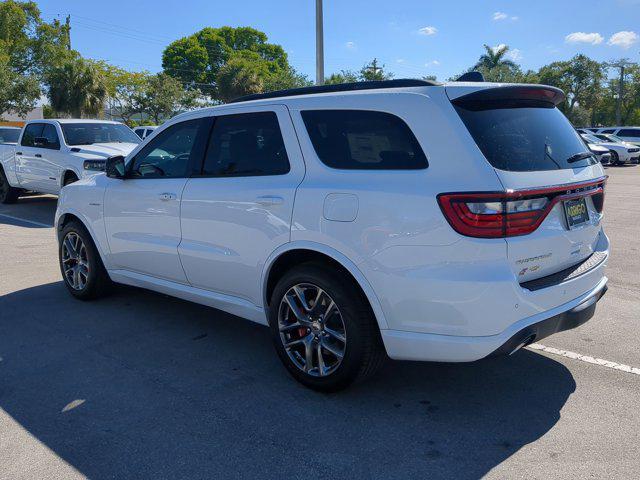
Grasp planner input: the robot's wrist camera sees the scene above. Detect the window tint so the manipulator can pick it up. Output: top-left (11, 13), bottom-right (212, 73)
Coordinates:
top-left (130, 119), bottom-right (203, 178)
top-left (594, 134), bottom-right (612, 142)
top-left (0, 128), bottom-right (19, 143)
top-left (134, 128), bottom-right (145, 139)
top-left (301, 110), bottom-right (428, 170)
top-left (455, 104), bottom-right (596, 171)
top-left (202, 112), bottom-right (290, 177)
top-left (21, 123), bottom-right (43, 147)
top-left (39, 124), bottom-right (60, 149)
top-left (618, 129), bottom-right (640, 138)
top-left (602, 129), bottom-right (616, 134)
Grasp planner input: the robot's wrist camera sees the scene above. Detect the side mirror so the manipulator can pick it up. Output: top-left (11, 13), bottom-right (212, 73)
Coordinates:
top-left (105, 155), bottom-right (126, 179)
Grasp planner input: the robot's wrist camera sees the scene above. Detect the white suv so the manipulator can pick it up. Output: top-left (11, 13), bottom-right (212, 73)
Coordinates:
top-left (55, 80), bottom-right (609, 391)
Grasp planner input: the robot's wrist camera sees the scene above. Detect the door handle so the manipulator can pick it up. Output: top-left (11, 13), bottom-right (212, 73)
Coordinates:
top-left (16, 151), bottom-right (22, 155)
top-left (159, 192), bottom-right (177, 201)
top-left (255, 195), bottom-right (284, 206)
top-left (35, 153), bottom-right (42, 158)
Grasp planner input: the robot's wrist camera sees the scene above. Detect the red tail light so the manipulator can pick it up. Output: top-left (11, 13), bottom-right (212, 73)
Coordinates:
top-left (438, 177), bottom-right (607, 238)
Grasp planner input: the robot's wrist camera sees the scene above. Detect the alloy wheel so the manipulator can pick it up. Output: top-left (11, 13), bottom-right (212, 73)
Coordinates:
top-left (278, 283), bottom-right (347, 377)
top-left (61, 232), bottom-right (90, 290)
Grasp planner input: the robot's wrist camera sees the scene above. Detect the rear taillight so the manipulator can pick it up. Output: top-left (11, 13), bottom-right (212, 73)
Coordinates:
top-left (438, 177), bottom-right (606, 238)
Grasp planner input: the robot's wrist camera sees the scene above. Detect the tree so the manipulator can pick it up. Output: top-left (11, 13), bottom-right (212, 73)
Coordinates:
top-left (135, 73), bottom-right (201, 123)
top-left (325, 70), bottom-right (360, 85)
top-left (162, 26), bottom-right (290, 99)
top-left (263, 65), bottom-right (312, 92)
top-left (99, 63), bottom-right (148, 123)
top-left (216, 57), bottom-right (266, 102)
top-left (538, 54), bottom-right (605, 123)
top-left (0, 54), bottom-right (40, 117)
top-left (360, 58), bottom-right (393, 81)
top-left (46, 56), bottom-right (107, 117)
top-left (474, 44), bottom-right (517, 71)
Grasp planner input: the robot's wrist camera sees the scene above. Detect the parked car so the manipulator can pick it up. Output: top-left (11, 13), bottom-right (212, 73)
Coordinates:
top-left (595, 127), bottom-right (640, 146)
top-left (585, 142), bottom-right (612, 165)
top-left (580, 133), bottom-right (639, 165)
top-left (592, 133), bottom-right (640, 163)
top-left (0, 126), bottom-right (21, 145)
top-left (54, 80), bottom-right (608, 391)
top-left (0, 119), bottom-right (140, 203)
top-left (134, 125), bottom-right (157, 140)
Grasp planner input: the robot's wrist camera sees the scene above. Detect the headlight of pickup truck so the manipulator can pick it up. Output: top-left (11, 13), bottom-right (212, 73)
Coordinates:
top-left (83, 159), bottom-right (106, 171)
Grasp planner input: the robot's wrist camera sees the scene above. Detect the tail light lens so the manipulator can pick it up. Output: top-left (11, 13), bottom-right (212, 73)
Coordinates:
top-left (438, 177), bottom-right (606, 238)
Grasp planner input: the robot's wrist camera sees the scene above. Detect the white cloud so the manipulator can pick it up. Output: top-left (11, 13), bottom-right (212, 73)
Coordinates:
top-left (493, 12), bottom-right (518, 21)
top-left (425, 60), bottom-right (440, 67)
top-left (345, 41), bottom-right (356, 50)
top-left (418, 26), bottom-right (437, 36)
top-left (396, 58), bottom-right (405, 63)
top-left (565, 32), bottom-right (604, 45)
top-left (506, 48), bottom-right (523, 61)
top-left (491, 43), bottom-right (507, 53)
top-left (607, 31), bottom-right (639, 49)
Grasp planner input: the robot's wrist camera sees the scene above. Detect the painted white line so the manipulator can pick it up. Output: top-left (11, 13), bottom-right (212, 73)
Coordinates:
top-left (528, 343), bottom-right (640, 376)
top-left (0, 213), bottom-right (53, 228)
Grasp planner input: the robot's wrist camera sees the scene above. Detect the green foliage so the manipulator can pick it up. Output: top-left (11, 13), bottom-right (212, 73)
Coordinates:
top-left (325, 59), bottom-right (392, 85)
top-left (46, 56), bottom-right (107, 118)
top-left (162, 25), bottom-right (291, 100)
top-left (325, 70), bottom-right (360, 85)
top-left (0, 53), bottom-right (40, 117)
top-left (263, 65), bottom-right (312, 92)
top-left (134, 72), bottom-right (201, 123)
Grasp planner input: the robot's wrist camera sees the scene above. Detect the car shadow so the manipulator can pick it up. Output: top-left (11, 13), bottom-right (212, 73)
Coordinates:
top-left (0, 194), bottom-right (57, 228)
top-left (0, 282), bottom-right (576, 480)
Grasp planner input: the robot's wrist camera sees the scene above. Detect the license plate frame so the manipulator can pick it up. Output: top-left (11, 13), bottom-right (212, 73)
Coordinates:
top-left (563, 197), bottom-right (590, 230)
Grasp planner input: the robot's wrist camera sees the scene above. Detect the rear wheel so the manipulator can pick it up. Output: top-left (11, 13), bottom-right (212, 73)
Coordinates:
top-left (0, 167), bottom-right (21, 204)
top-left (610, 150), bottom-right (620, 165)
top-left (268, 263), bottom-right (385, 392)
top-left (58, 220), bottom-right (112, 300)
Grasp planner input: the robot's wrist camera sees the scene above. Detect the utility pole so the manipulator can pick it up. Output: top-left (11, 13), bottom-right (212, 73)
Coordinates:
top-left (607, 59), bottom-right (632, 125)
top-left (315, 0), bottom-right (324, 85)
top-left (365, 58), bottom-right (383, 78)
top-left (65, 15), bottom-right (71, 50)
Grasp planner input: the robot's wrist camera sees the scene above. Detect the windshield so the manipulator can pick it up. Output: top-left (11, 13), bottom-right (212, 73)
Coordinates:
top-left (61, 123), bottom-right (141, 146)
top-left (455, 104), bottom-right (596, 171)
top-left (0, 128), bottom-right (20, 143)
top-left (607, 135), bottom-right (624, 143)
top-left (594, 134), bottom-right (614, 143)
top-left (582, 134), bottom-right (601, 143)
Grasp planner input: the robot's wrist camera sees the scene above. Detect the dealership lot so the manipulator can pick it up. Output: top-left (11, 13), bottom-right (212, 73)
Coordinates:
top-left (1, 167), bottom-right (639, 479)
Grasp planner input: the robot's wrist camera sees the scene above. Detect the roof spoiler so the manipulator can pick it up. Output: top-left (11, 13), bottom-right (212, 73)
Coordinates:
top-left (456, 71), bottom-right (485, 82)
top-left (451, 85), bottom-right (566, 108)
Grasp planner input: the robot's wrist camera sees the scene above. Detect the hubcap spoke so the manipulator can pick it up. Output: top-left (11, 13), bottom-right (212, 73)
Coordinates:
top-left (61, 232), bottom-right (89, 291)
top-left (278, 283), bottom-right (347, 378)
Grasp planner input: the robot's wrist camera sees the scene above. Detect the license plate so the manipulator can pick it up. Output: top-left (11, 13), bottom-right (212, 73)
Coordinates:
top-left (564, 198), bottom-right (590, 229)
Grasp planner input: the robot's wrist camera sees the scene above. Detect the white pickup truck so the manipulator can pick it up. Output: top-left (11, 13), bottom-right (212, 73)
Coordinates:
top-left (0, 119), bottom-right (140, 203)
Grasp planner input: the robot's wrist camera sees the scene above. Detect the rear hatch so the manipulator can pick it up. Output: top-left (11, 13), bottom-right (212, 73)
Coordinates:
top-left (444, 84), bottom-right (606, 284)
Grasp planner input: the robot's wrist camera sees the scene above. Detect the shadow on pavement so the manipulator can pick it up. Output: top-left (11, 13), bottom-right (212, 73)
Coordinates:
top-left (0, 282), bottom-right (576, 479)
top-left (0, 194), bottom-right (57, 228)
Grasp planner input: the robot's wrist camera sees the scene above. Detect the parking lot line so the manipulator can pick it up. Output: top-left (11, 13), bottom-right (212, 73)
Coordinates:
top-left (528, 343), bottom-right (640, 376)
top-left (0, 213), bottom-right (53, 228)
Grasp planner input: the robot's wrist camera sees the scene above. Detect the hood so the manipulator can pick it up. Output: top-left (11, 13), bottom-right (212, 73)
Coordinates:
top-left (71, 142), bottom-right (138, 158)
top-left (600, 141), bottom-right (630, 151)
top-left (587, 143), bottom-right (609, 154)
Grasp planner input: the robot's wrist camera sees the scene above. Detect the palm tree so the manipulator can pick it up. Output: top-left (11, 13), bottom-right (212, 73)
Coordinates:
top-left (46, 56), bottom-right (107, 117)
top-left (474, 44), bottom-right (517, 71)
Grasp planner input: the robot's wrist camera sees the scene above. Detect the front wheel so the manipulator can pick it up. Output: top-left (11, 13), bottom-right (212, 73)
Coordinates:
top-left (58, 220), bottom-right (112, 300)
top-left (268, 263), bottom-right (385, 392)
top-left (610, 150), bottom-right (620, 165)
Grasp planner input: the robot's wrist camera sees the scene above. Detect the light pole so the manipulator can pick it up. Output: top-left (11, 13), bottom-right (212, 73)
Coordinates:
top-left (315, 0), bottom-right (324, 85)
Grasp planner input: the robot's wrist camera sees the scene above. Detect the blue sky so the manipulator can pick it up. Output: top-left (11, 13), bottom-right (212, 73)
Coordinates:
top-left (37, 0), bottom-right (640, 81)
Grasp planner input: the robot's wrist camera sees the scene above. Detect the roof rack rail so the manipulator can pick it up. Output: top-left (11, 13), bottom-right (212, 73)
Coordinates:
top-left (229, 78), bottom-right (439, 104)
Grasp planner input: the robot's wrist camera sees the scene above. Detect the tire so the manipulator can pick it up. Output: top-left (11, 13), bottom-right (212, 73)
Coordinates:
top-left (0, 166), bottom-right (21, 204)
top-left (63, 172), bottom-right (79, 186)
top-left (268, 262), bottom-right (385, 392)
top-left (58, 220), bottom-right (112, 300)
top-left (610, 150), bottom-right (620, 166)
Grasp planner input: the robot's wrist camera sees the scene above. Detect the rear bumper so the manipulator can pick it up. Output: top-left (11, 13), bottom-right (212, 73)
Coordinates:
top-left (381, 276), bottom-right (608, 362)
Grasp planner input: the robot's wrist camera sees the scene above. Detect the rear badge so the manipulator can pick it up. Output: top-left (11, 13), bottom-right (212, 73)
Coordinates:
top-left (516, 253), bottom-right (552, 265)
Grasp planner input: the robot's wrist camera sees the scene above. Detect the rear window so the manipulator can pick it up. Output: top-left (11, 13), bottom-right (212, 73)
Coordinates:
top-left (618, 129), bottom-right (640, 138)
top-left (301, 110), bottom-right (428, 170)
top-left (0, 128), bottom-right (19, 143)
top-left (455, 104), bottom-right (596, 171)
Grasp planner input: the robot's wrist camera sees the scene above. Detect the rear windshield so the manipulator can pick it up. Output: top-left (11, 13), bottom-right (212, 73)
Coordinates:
top-left (0, 128), bottom-right (20, 143)
top-left (61, 123), bottom-right (141, 146)
top-left (455, 104), bottom-right (596, 171)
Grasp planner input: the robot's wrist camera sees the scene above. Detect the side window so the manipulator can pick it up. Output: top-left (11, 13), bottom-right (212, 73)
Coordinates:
top-left (40, 124), bottom-right (60, 150)
top-left (130, 119), bottom-right (203, 178)
top-left (21, 124), bottom-right (43, 147)
top-left (301, 110), bottom-right (428, 170)
top-left (134, 128), bottom-right (145, 139)
top-left (619, 129), bottom-right (640, 138)
top-left (602, 129), bottom-right (616, 134)
top-left (202, 112), bottom-right (290, 177)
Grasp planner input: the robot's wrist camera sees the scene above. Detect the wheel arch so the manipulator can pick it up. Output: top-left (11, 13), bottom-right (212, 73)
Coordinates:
top-left (56, 210), bottom-right (110, 268)
top-left (60, 168), bottom-right (81, 188)
top-left (262, 242), bottom-right (389, 331)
